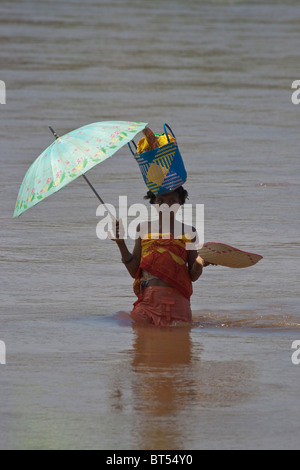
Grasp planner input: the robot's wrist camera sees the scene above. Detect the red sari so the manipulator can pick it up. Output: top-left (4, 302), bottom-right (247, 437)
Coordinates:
top-left (131, 233), bottom-right (193, 325)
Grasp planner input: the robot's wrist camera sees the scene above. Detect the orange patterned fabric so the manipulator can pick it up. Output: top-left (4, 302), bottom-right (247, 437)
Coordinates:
top-left (133, 233), bottom-right (193, 301)
top-left (131, 286), bottom-right (192, 326)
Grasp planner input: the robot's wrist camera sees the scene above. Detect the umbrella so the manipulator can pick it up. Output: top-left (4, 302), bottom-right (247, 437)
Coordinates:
top-left (13, 121), bottom-right (147, 218)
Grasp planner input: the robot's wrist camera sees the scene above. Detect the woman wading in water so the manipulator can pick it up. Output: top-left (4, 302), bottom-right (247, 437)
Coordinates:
top-left (111, 186), bottom-right (210, 326)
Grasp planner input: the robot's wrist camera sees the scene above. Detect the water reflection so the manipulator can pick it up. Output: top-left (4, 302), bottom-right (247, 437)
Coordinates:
top-left (110, 324), bottom-right (255, 450)
top-left (130, 325), bottom-right (196, 450)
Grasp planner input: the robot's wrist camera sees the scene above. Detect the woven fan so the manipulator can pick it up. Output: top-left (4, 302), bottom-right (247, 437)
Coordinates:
top-left (197, 242), bottom-right (263, 268)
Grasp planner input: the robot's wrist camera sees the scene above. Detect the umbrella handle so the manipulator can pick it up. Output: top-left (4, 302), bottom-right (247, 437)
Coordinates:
top-left (82, 174), bottom-right (116, 221)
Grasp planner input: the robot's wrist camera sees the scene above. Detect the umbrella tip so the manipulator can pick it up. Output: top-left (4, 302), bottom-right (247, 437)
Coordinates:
top-left (49, 126), bottom-right (59, 139)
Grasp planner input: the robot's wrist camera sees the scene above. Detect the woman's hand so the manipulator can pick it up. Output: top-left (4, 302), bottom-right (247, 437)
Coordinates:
top-left (108, 218), bottom-right (125, 242)
top-left (196, 255), bottom-right (216, 267)
top-left (195, 255), bottom-right (205, 268)
top-left (190, 255), bottom-right (216, 282)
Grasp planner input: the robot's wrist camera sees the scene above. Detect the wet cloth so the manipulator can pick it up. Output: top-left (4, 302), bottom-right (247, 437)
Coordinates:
top-left (130, 286), bottom-right (192, 326)
top-left (133, 233), bottom-right (194, 301)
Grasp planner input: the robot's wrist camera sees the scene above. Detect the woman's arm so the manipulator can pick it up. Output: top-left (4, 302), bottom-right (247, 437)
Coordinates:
top-left (188, 250), bottom-right (205, 282)
top-left (112, 220), bottom-right (141, 278)
top-left (115, 238), bottom-right (141, 278)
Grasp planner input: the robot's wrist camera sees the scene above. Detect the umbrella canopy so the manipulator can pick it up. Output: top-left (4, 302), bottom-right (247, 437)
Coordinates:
top-left (13, 121), bottom-right (147, 218)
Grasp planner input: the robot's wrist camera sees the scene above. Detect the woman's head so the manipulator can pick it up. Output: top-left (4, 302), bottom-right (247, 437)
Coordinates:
top-left (144, 186), bottom-right (189, 206)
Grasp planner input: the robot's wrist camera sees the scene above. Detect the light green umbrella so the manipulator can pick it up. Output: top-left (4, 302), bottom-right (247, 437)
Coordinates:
top-left (13, 121), bottom-right (147, 218)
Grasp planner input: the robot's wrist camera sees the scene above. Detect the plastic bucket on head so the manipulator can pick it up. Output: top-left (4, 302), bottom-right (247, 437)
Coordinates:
top-left (128, 124), bottom-right (187, 196)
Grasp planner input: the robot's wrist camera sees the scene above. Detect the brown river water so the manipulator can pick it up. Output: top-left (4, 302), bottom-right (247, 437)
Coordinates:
top-left (0, 0), bottom-right (300, 450)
